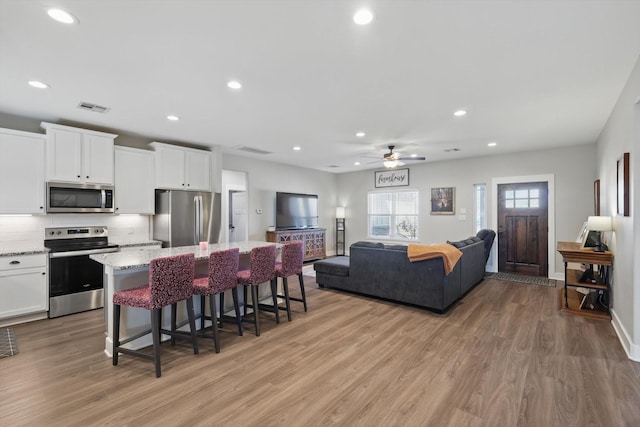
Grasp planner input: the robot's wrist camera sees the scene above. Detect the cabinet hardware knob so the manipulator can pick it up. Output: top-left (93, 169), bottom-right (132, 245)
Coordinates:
top-left (86, 176), bottom-right (89, 178)
top-left (42, 272), bottom-right (46, 275)
top-left (77, 175), bottom-right (81, 178)
top-left (9, 260), bottom-right (20, 265)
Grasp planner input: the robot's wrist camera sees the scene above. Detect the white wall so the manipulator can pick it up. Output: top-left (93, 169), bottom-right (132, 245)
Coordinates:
top-left (221, 154), bottom-right (339, 251)
top-left (595, 55), bottom-right (640, 360)
top-left (336, 143), bottom-right (596, 277)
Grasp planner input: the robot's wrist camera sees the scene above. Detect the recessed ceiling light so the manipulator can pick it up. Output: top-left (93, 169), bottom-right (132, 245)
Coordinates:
top-left (488, 142), bottom-right (497, 147)
top-left (453, 110), bottom-right (467, 117)
top-left (28, 80), bottom-right (49, 89)
top-left (293, 146), bottom-right (301, 151)
top-left (47, 8), bottom-right (77, 24)
top-left (167, 115), bottom-right (180, 121)
top-left (354, 161), bottom-right (361, 166)
top-left (227, 81), bottom-right (242, 89)
top-left (353, 9), bottom-right (374, 25)
top-left (355, 132), bottom-right (365, 137)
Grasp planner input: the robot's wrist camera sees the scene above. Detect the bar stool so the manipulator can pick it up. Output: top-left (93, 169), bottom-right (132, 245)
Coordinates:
top-left (193, 248), bottom-right (242, 353)
top-left (237, 245), bottom-right (278, 337)
top-left (274, 241), bottom-right (304, 321)
top-left (112, 253), bottom-right (198, 378)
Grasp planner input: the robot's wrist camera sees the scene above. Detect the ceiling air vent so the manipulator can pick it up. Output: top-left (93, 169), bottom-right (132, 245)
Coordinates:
top-left (328, 165), bottom-right (340, 168)
top-left (234, 146), bottom-right (272, 155)
top-left (77, 102), bottom-right (110, 113)
top-left (444, 148), bottom-right (461, 152)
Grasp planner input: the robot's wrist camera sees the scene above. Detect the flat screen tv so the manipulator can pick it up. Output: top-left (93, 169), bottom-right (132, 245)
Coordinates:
top-left (276, 192), bottom-right (318, 230)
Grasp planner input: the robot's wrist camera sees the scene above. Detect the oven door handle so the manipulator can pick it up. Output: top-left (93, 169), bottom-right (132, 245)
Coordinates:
top-left (50, 248), bottom-right (119, 258)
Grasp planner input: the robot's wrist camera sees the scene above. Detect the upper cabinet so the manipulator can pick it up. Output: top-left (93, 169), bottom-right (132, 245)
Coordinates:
top-left (0, 128), bottom-right (46, 214)
top-left (114, 146), bottom-right (155, 214)
top-left (41, 122), bottom-right (117, 185)
top-left (150, 142), bottom-right (211, 191)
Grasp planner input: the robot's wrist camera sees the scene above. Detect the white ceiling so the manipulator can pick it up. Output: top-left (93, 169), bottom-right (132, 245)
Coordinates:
top-left (1, 0), bottom-right (639, 173)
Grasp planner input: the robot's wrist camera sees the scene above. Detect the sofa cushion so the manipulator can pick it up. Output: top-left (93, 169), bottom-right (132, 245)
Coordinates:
top-left (447, 240), bottom-right (467, 248)
top-left (384, 244), bottom-right (408, 252)
top-left (351, 241), bottom-right (384, 249)
top-left (313, 257), bottom-right (350, 277)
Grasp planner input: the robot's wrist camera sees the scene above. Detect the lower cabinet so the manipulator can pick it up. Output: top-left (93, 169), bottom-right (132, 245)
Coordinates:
top-left (266, 229), bottom-right (326, 261)
top-left (0, 254), bottom-right (48, 325)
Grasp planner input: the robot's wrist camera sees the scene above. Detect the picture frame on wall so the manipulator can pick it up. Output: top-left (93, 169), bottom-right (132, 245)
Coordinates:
top-left (430, 187), bottom-right (455, 215)
top-left (374, 168), bottom-right (409, 188)
top-left (594, 179), bottom-right (600, 216)
top-left (617, 152), bottom-right (630, 216)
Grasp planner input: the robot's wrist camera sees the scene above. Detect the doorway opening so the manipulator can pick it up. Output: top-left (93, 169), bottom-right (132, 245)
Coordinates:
top-left (221, 170), bottom-right (248, 243)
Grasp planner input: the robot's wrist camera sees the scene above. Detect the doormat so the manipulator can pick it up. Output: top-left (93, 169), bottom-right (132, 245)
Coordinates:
top-left (485, 272), bottom-right (557, 287)
top-left (0, 327), bottom-right (19, 358)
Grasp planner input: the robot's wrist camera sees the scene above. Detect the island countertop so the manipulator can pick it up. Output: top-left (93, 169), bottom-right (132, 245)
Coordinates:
top-left (90, 240), bottom-right (279, 270)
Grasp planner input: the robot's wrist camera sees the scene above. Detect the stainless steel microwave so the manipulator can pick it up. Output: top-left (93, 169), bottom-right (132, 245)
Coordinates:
top-left (46, 182), bottom-right (115, 213)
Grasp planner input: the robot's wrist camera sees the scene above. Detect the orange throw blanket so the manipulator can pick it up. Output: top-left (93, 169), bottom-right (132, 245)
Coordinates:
top-left (407, 243), bottom-right (462, 275)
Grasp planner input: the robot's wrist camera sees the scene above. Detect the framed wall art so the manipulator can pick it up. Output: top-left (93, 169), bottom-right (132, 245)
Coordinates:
top-left (375, 168), bottom-right (409, 188)
top-left (617, 152), bottom-right (629, 216)
top-left (594, 179), bottom-right (600, 216)
top-left (430, 187), bottom-right (455, 215)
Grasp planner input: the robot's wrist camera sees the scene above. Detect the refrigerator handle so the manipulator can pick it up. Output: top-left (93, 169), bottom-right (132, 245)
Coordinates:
top-left (194, 195), bottom-right (200, 244)
top-left (198, 195), bottom-right (204, 242)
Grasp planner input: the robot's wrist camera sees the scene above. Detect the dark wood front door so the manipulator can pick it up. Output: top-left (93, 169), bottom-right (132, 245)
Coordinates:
top-left (498, 182), bottom-right (548, 276)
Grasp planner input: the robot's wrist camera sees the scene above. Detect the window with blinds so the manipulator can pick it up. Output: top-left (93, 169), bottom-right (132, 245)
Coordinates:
top-left (368, 190), bottom-right (419, 240)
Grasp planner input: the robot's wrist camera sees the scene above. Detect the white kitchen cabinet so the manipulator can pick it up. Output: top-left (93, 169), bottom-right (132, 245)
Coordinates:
top-left (0, 254), bottom-right (48, 323)
top-left (150, 142), bottom-right (211, 191)
top-left (41, 122), bottom-right (117, 185)
top-left (0, 128), bottom-right (46, 214)
top-left (114, 146), bottom-right (155, 214)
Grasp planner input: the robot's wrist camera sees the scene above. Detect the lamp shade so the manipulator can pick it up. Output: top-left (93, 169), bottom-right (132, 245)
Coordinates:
top-left (587, 216), bottom-right (612, 232)
top-left (336, 206), bottom-right (346, 219)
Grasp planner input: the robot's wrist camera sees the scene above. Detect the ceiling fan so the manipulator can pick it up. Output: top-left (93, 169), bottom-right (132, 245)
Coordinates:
top-left (379, 145), bottom-right (425, 168)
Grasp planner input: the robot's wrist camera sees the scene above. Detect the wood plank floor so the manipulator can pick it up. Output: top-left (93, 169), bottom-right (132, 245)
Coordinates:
top-left (1, 277), bottom-right (639, 426)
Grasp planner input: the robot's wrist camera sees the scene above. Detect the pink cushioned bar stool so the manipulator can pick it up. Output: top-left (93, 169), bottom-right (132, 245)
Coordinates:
top-left (193, 248), bottom-right (242, 353)
top-left (274, 241), bottom-right (304, 321)
top-left (112, 253), bottom-right (198, 378)
top-left (237, 244), bottom-right (278, 337)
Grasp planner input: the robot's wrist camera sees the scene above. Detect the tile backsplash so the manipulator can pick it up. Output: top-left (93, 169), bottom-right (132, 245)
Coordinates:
top-left (0, 214), bottom-right (151, 247)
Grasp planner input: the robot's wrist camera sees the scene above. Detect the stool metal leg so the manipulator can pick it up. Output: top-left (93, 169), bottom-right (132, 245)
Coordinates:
top-left (151, 308), bottom-right (161, 378)
top-left (113, 304), bottom-right (120, 366)
top-left (232, 287), bottom-right (243, 336)
top-left (208, 294), bottom-right (220, 353)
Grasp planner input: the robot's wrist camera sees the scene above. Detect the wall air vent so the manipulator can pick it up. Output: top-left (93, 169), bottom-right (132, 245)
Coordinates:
top-left (77, 102), bottom-right (110, 113)
top-left (234, 146), bottom-right (272, 155)
top-left (328, 165), bottom-right (340, 168)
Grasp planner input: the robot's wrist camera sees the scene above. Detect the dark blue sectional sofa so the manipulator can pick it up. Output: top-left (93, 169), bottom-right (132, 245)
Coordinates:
top-left (313, 230), bottom-right (496, 313)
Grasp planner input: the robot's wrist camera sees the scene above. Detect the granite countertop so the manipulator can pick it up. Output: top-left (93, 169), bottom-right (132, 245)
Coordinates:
top-left (90, 241), bottom-right (280, 270)
top-left (0, 244), bottom-right (49, 257)
top-left (110, 239), bottom-right (163, 248)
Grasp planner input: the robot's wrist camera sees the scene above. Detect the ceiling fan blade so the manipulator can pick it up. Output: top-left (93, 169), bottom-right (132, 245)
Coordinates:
top-left (396, 156), bottom-right (426, 161)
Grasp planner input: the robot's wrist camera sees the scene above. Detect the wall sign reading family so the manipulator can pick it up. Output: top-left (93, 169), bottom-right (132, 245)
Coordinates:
top-left (374, 168), bottom-right (409, 188)
top-left (431, 187), bottom-right (455, 214)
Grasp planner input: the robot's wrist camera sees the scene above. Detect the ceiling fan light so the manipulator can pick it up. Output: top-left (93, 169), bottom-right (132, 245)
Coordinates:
top-left (383, 160), bottom-right (399, 168)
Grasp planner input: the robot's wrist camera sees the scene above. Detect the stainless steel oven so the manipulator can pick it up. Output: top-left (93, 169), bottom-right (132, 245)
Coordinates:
top-left (45, 226), bottom-right (119, 318)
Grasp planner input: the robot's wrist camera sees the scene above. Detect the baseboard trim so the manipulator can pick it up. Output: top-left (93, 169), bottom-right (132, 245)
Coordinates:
top-left (610, 308), bottom-right (640, 362)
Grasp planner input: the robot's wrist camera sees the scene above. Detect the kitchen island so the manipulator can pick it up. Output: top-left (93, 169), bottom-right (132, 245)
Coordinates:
top-left (91, 241), bottom-right (278, 356)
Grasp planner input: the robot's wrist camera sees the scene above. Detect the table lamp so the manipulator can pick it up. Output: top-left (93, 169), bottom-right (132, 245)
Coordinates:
top-left (587, 216), bottom-right (612, 252)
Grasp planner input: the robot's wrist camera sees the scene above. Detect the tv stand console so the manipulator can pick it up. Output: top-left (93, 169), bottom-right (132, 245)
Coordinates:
top-left (267, 228), bottom-right (326, 261)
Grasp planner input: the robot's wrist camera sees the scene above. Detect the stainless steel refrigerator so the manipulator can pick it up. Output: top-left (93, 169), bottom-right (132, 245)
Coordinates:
top-left (153, 190), bottom-right (222, 248)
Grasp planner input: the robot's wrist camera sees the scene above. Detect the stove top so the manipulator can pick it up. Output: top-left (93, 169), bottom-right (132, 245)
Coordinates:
top-left (44, 226), bottom-right (118, 252)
